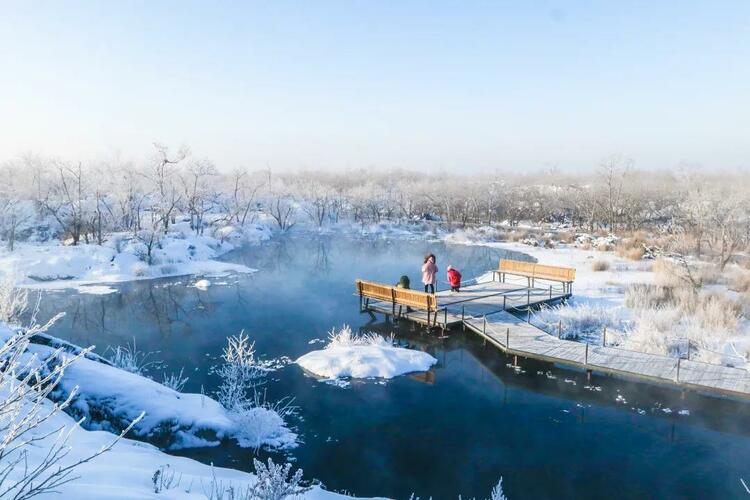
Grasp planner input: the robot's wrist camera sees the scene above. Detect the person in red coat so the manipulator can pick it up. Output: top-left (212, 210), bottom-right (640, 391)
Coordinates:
top-left (447, 265), bottom-right (462, 292)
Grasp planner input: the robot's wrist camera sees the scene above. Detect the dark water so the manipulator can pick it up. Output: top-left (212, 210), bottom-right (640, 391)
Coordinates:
top-left (35, 235), bottom-right (750, 499)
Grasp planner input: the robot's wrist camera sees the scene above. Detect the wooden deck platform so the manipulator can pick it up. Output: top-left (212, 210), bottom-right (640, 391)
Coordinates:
top-left (365, 280), bottom-right (570, 328)
top-left (357, 259), bottom-right (750, 400)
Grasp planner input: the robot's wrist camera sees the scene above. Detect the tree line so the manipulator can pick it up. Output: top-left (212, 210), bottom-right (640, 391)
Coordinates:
top-left (0, 146), bottom-right (747, 262)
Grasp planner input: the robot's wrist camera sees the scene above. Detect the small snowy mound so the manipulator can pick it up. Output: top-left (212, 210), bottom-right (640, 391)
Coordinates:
top-left (296, 326), bottom-right (436, 380)
top-left (194, 278), bottom-right (211, 290)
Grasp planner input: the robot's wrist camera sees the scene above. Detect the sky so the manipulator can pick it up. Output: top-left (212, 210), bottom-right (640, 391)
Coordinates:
top-left (0, 0), bottom-right (748, 173)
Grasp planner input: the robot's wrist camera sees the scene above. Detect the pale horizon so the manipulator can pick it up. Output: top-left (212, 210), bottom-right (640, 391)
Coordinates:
top-left (1, 1), bottom-right (748, 173)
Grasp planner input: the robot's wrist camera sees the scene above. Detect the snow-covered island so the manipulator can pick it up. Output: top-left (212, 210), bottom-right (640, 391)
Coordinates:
top-left (296, 326), bottom-right (437, 381)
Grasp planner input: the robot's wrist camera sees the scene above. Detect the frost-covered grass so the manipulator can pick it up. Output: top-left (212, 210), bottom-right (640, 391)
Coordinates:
top-left (622, 282), bottom-right (744, 364)
top-left (325, 324), bottom-right (393, 348)
top-left (533, 301), bottom-right (628, 344)
top-left (106, 338), bottom-right (157, 375)
top-left (297, 325), bottom-right (437, 380)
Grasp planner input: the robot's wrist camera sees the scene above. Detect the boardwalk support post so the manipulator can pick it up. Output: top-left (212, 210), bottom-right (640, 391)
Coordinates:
top-left (584, 343), bottom-right (589, 366)
top-left (549, 285), bottom-right (553, 300)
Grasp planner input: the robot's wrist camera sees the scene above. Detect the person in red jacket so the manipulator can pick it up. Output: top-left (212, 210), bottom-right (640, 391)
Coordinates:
top-left (447, 265), bottom-right (462, 292)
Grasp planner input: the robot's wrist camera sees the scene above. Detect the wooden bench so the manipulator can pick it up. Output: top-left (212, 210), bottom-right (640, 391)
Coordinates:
top-left (355, 279), bottom-right (442, 326)
top-left (495, 259), bottom-right (576, 294)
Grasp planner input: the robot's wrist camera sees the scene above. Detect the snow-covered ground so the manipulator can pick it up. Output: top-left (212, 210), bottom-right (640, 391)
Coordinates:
top-left (6, 391), bottom-right (357, 499)
top-left (297, 326), bottom-right (437, 381)
top-left (0, 220), bottom-right (272, 292)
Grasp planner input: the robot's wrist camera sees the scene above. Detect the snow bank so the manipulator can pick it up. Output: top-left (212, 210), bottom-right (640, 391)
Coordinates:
top-left (18, 340), bottom-right (297, 451)
top-left (297, 326), bottom-right (437, 380)
top-left (0, 222), bottom-right (261, 290)
top-left (6, 387), bottom-right (361, 500)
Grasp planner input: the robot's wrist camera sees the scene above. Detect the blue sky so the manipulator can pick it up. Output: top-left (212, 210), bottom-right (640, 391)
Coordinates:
top-left (1, 1), bottom-right (748, 172)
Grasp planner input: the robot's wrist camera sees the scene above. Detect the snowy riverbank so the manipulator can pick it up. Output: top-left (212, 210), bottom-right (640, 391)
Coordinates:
top-left (0, 220), bottom-right (271, 292)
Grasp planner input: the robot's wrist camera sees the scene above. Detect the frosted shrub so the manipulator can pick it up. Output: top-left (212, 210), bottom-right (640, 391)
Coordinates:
top-left (131, 262), bottom-right (150, 277)
top-left (162, 367), bottom-right (189, 392)
top-left (326, 324), bottom-right (391, 348)
top-left (216, 331), bottom-right (265, 411)
top-left (106, 338), bottom-right (156, 375)
top-left (250, 458), bottom-right (311, 500)
top-left (534, 303), bottom-right (627, 343)
top-left (201, 459), bottom-right (309, 500)
top-left (489, 478), bottom-right (508, 500)
top-left (729, 269), bottom-right (750, 293)
top-left (151, 464), bottom-right (182, 493)
top-left (625, 284), bottom-right (672, 310)
top-left (160, 264), bottom-right (178, 275)
top-left (423, 476), bottom-right (508, 500)
top-left (0, 275), bottom-right (28, 324)
top-left (591, 260), bottom-right (610, 272)
top-left (232, 402), bottom-right (296, 449)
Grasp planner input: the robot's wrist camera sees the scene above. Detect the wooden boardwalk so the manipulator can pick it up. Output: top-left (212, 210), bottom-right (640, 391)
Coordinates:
top-left (464, 311), bottom-right (750, 399)
top-left (357, 262), bottom-right (750, 400)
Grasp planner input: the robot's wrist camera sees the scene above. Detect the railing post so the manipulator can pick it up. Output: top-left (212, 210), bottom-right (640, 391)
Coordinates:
top-left (686, 339), bottom-right (690, 360)
top-left (426, 296), bottom-right (432, 327)
top-left (358, 281), bottom-right (363, 310)
top-left (676, 357), bottom-right (681, 382)
top-left (527, 308), bottom-right (531, 323)
top-left (444, 307), bottom-right (448, 326)
top-left (503, 295), bottom-right (507, 310)
top-left (506, 327), bottom-right (510, 349)
top-left (527, 289), bottom-right (530, 307)
top-left (483, 315), bottom-right (487, 335)
top-left (391, 288), bottom-right (396, 316)
top-left (602, 326), bottom-right (607, 347)
top-left (584, 343), bottom-right (588, 365)
top-left (549, 285), bottom-right (552, 300)
top-left (558, 320), bottom-right (562, 339)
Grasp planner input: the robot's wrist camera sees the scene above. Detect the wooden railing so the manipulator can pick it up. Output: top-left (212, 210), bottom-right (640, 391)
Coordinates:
top-left (355, 279), bottom-right (441, 325)
top-left (498, 259), bottom-right (576, 282)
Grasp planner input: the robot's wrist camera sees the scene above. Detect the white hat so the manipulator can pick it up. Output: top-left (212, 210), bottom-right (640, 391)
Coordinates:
top-left (447, 265), bottom-right (453, 271)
